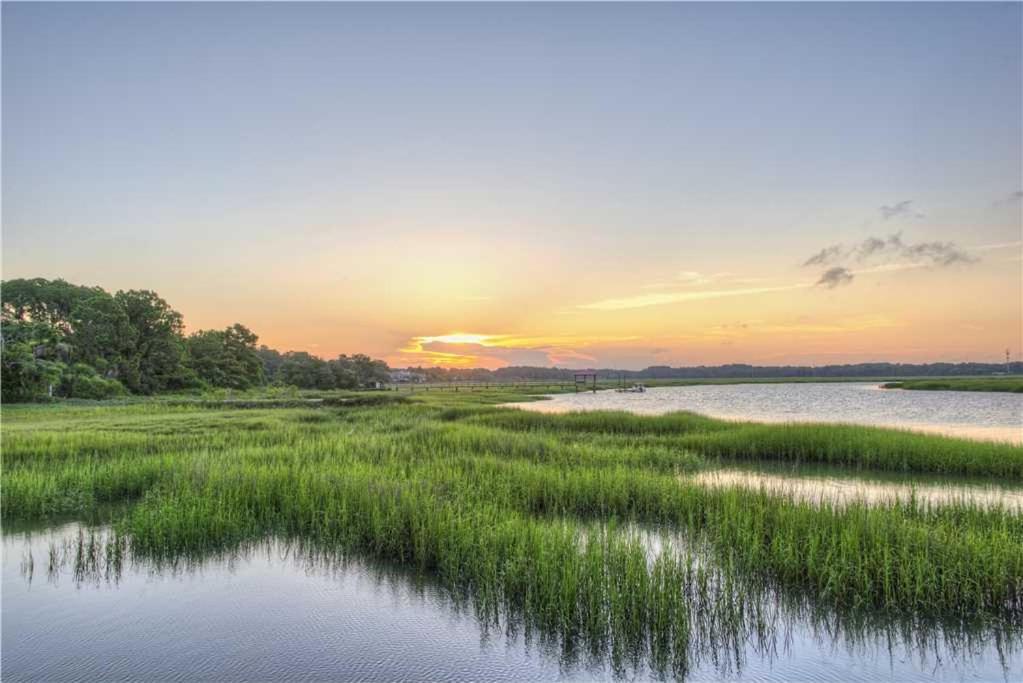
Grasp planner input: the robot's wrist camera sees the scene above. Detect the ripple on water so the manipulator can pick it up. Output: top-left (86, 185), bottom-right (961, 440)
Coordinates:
top-left (2, 524), bottom-right (1020, 682)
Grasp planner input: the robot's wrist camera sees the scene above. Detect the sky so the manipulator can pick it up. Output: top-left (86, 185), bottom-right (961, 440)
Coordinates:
top-left (3, 2), bottom-right (1021, 370)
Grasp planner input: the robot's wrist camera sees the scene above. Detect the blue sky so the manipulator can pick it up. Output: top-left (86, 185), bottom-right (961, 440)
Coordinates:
top-left (3, 3), bottom-right (1021, 367)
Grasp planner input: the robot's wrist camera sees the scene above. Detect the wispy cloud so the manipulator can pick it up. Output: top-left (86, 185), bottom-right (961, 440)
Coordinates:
top-left (879, 200), bottom-right (924, 221)
top-left (970, 240), bottom-right (1022, 253)
top-left (394, 332), bottom-right (639, 368)
top-left (899, 238), bottom-right (974, 266)
top-left (803, 245), bottom-right (844, 267)
top-left (855, 236), bottom-right (892, 261)
top-left (803, 233), bottom-right (975, 269)
top-left (577, 230), bottom-right (986, 312)
top-left (815, 266), bottom-right (854, 289)
top-left (578, 283), bottom-right (812, 311)
top-left (705, 316), bottom-right (899, 336)
top-left (676, 270), bottom-right (708, 284)
top-left (640, 271), bottom-right (770, 290)
top-left (802, 232), bottom-right (976, 288)
top-left (992, 190), bottom-right (1023, 207)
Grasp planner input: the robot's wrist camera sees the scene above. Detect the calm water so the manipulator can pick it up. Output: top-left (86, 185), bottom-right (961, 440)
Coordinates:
top-left (690, 466), bottom-right (1023, 510)
top-left (514, 382), bottom-right (1023, 443)
top-left (3, 523), bottom-right (1019, 682)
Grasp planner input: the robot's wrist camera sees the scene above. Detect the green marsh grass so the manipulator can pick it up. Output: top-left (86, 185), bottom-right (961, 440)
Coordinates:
top-left (3, 394), bottom-right (1022, 673)
top-left (471, 408), bottom-right (1023, 477)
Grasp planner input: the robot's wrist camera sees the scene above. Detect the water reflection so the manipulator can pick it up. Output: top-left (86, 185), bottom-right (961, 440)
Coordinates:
top-left (4, 523), bottom-right (1019, 682)
top-left (513, 383), bottom-right (1023, 443)
top-left (691, 468), bottom-right (1023, 510)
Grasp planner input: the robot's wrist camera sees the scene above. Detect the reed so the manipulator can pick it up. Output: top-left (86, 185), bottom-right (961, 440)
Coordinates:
top-left (3, 397), bottom-right (1022, 638)
top-left (464, 407), bottom-right (1023, 477)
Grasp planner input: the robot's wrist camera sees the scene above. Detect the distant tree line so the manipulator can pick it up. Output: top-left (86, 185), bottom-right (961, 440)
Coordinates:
top-left (1, 278), bottom-right (390, 402)
top-left (625, 362), bottom-right (1023, 379)
top-left (256, 348), bottom-right (390, 391)
top-left (5, 278), bottom-right (1015, 403)
top-left (400, 361), bottom-right (1023, 383)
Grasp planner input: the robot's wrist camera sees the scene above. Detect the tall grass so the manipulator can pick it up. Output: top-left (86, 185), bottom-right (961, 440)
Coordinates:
top-left (3, 398), bottom-right (1022, 653)
top-left (470, 408), bottom-right (1023, 477)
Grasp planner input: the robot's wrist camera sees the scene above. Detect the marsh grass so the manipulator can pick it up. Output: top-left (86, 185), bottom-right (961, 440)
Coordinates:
top-left (469, 408), bottom-right (1023, 477)
top-left (27, 521), bottom-right (1021, 679)
top-left (3, 395), bottom-right (1022, 676)
top-left (883, 378), bottom-right (1023, 393)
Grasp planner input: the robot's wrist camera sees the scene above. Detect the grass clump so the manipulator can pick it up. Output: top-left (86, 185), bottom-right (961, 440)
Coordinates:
top-left (678, 422), bottom-right (1023, 477)
top-left (475, 407), bottom-right (1023, 477)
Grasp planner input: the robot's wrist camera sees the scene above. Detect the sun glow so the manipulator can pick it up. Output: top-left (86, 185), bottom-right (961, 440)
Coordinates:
top-left (415, 333), bottom-right (495, 346)
top-left (393, 332), bottom-right (644, 369)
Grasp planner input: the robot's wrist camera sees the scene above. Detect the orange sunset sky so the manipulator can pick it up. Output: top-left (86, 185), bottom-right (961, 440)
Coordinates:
top-left (3, 4), bottom-right (1021, 370)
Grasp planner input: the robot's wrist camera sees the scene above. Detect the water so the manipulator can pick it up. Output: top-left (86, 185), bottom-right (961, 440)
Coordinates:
top-left (513, 382), bottom-right (1023, 443)
top-left (3, 523), bottom-right (1019, 682)
top-left (690, 466), bottom-right (1023, 510)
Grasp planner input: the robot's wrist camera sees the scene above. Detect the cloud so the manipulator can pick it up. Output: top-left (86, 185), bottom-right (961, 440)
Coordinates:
top-left (393, 332), bottom-right (640, 368)
top-left (705, 316), bottom-right (898, 336)
top-left (676, 271), bottom-right (707, 284)
top-left (970, 240), bottom-right (1023, 253)
top-left (992, 190), bottom-right (1023, 207)
top-left (578, 283), bottom-right (812, 311)
top-left (855, 235), bottom-right (895, 261)
top-left (879, 200), bottom-right (923, 221)
top-left (867, 233), bottom-right (973, 266)
top-left (802, 232), bottom-right (976, 288)
top-left (815, 267), bottom-right (854, 289)
top-left (803, 245), bottom-right (843, 267)
top-left (641, 271), bottom-right (772, 291)
top-left (901, 240), bottom-right (974, 266)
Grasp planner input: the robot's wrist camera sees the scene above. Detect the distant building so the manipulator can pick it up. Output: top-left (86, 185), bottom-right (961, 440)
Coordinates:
top-left (389, 370), bottom-right (426, 384)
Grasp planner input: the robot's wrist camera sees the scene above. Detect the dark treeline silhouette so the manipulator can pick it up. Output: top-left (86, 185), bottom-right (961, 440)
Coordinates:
top-left (401, 361), bottom-right (1023, 383)
top-left (1, 278), bottom-right (389, 402)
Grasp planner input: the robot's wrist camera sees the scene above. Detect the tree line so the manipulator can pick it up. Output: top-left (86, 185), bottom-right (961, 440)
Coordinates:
top-left (1, 278), bottom-right (390, 402)
top-left (399, 360), bottom-right (1023, 383)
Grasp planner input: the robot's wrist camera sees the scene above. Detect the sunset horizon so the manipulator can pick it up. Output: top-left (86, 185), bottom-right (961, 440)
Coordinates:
top-left (4, 4), bottom-right (1022, 682)
top-left (4, 3), bottom-right (1020, 371)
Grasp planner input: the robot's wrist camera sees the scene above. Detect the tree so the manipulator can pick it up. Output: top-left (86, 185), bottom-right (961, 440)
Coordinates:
top-left (329, 357), bottom-right (358, 389)
top-left (257, 346), bottom-right (284, 383)
top-left (2, 277), bottom-right (392, 400)
top-left (223, 324), bottom-right (263, 386)
top-left (1, 278), bottom-right (99, 335)
top-left (186, 324), bottom-right (264, 389)
top-left (278, 352), bottom-right (335, 389)
top-left (331, 354), bottom-right (389, 388)
top-left (0, 320), bottom-right (66, 402)
top-left (114, 290), bottom-right (193, 393)
top-left (57, 363), bottom-right (126, 399)
top-left (1, 278), bottom-right (136, 380)
top-left (69, 291), bottom-right (135, 375)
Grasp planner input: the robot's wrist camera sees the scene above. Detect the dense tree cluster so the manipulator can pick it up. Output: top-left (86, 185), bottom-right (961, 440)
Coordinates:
top-left (1, 278), bottom-right (390, 402)
top-left (255, 348), bottom-right (390, 390)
